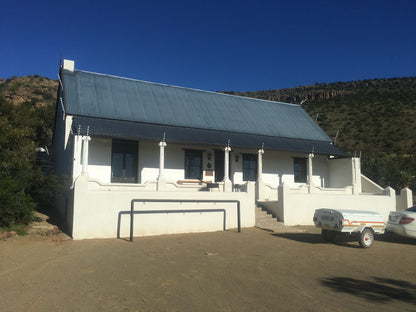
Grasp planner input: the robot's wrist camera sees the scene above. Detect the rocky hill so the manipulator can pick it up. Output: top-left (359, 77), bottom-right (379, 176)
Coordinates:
top-left (0, 75), bottom-right (58, 107)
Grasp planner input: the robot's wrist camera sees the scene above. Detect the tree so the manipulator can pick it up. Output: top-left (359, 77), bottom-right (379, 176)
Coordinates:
top-left (0, 87), bottom-right (63, 228)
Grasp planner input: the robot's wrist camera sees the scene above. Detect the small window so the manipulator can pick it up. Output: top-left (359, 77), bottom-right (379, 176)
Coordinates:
top-left (185, 149), bottom-right (203, 180)
top-left (111, 139), bottom-right (138, 183)
top-left (243, 154), bottom-right (257, 181)
top-left (294, 157), bottom-right (307, 183)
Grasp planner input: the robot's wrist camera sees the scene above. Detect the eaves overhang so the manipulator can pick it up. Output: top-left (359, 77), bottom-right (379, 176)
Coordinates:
top-left (72, 115), bottom-right (348, 157)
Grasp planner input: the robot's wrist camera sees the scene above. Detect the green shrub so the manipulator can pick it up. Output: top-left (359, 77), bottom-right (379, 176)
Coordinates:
top-left (5, 224), bottom-right (28, 235)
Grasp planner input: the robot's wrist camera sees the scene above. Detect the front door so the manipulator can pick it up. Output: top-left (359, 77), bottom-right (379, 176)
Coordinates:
top-left (215, 150), bottom-right (224, 182)
top-left (111, 139), bottom-right (138, 183)
top-left (214, 150), bottom-right (232, 182)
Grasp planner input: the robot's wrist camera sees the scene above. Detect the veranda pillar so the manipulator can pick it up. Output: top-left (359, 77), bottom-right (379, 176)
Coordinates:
top-left (223, 143), bottom-right (232, 192)
top-left (157, 139), bottom-right (167, 191)
top-left (81, 135), bottom-right (91, 176)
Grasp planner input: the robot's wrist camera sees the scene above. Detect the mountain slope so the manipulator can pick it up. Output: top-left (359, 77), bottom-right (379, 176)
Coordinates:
top-left (225, 77), bottom-right (416, 191)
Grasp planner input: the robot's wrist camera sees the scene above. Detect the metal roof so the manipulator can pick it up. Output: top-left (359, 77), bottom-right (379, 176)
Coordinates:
top-left (72, 116), bottom-right (347, 156)
top-left (62, 69), bottom-right (333, 142)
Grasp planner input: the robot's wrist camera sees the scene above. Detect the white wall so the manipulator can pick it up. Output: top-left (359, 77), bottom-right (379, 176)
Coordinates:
top-left (361, 174), bottom-right (384, 194)
top-left (139, 142), bottom-right (218, 183)
top-left (262, 151), bottom-right (292, 186)
top-left (231, 149), bottom-right (330, 188)
top-left (88, 138), bottom-right (112, 183)
top-left (83, 139), bottom-right (226, 184)
top-left (72, 175), bottom-right (255, 239)
top-left (231, 151), bottom-right (243, 183)
top-left (312, 156), bottom-right (330, 187)
top-left (328, 158), bottom-right (353, 188)
top-left (396, 188), bottom-right (413, 211)
top-left (78, 138), bottom-right (343, 194)
top-left (139, 140), bottom-right (165, 182)
top-left (276, 183), bottom-right (396, 226)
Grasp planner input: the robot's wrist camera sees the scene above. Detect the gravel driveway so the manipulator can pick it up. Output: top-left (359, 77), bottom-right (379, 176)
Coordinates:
top-left (1, 226), bottom-right (415, 311)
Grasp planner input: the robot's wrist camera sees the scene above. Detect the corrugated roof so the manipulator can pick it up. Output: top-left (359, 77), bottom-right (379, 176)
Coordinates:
top-left (72, 116), bottom-right (347, 156)
top-left (62, 69), bottom-right (332, 143)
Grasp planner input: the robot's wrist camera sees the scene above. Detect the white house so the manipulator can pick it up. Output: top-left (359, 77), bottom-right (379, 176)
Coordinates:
top-left (53, 59), bottom-right (413, 240)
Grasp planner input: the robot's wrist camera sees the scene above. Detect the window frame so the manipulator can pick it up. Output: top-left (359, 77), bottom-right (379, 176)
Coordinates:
top-left (111, 139), bottom-right (138, 183)
top-left (184, 149), bottom-right (203, 180)
top-left (242, 153), bottom-right (257, 182)
top-left (293, 157), bottom-right (307, 183)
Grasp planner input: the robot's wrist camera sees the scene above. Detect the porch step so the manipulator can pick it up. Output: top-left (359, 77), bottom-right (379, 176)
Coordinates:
top-left (255, 206), bottom-right (282, 229)
top-left (255, 206), bottom-right (301, 233)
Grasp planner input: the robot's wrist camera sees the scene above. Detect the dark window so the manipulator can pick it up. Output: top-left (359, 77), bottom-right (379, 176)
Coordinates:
top-left (185, 149), bottom-right (203, 180)
top-left (294, 157), bottom-right (307, 183)
top-left (243, 154), bottom-right (257, 181)
top-left (111, 139), bottom-right (138, 183)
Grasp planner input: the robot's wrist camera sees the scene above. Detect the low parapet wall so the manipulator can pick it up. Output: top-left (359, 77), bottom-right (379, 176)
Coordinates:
top-left (71, 175), bottom-right (255, 239)
top-left (277, 183), bottom-right (396, 226)
top-left (361, 174), bottom-right (384, 194)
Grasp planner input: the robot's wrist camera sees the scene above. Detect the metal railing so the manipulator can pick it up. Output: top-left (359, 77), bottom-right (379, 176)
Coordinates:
top-left (117, 199), bottom-right (241, 241)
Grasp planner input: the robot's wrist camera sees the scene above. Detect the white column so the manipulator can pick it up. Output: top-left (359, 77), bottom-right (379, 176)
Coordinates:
top-left (352, 157), bottom-right (362, 195)
top-left (399, 188), bottom-right (413, 211)
top-left (81, 135), bottom-right (91, 176)
top-left (72, 134), bottom-right (83, 180)
top-left (223, 145), bottom-right (231, 182)
top-left (256, 147), bottom-right (265, 201)
top-left (157, 140), bottom-right (167, 191)
top-left (223, 144), bottom-right (232, 192)
top-left (307, 152), bottom-right (314, 184)
top-left (257, 148), bottom-right (264, 182)
top-left (158, 141), bottom-right (167, 179)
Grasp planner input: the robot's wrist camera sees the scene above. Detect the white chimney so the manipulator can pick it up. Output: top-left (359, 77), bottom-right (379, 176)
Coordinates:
top-left (63, 59), bottom-right (75, 72)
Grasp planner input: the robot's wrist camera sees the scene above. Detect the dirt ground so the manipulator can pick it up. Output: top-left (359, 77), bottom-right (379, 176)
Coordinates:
top-left (1, 223), bottom-right (416, 312)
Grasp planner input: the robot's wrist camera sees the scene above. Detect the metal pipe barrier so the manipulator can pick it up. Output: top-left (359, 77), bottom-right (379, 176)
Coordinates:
top-left (118, 199), bottom-right (241, 242)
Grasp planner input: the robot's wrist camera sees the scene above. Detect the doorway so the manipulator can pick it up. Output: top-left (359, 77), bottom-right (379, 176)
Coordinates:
top-left (214, 150), bottom-right (232, 182)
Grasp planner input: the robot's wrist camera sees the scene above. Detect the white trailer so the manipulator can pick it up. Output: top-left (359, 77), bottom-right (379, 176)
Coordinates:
top-left (313, 209), bottom-right (386, 248)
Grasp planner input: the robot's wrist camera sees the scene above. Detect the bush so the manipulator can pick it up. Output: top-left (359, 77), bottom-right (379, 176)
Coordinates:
top-left (0, 90), bottom-right (62, 228)
top-left (0, 178), bottom-right (36, 227)
top-left (5, 224), bottom-right (29, 235)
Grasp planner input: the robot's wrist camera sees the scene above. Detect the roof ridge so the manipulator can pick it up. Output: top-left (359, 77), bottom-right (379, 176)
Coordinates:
top-left (71, 69), bottom-right (300, 108)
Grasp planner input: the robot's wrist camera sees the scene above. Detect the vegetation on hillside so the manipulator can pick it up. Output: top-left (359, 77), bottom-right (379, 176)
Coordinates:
top-left (0, 76), bottom-right (60, 228)
top-left (225, 77), bottom-right (416, 192)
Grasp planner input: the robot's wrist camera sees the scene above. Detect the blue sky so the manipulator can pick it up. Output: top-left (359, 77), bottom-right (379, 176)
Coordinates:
top-left (1, 0), bottom-right (415, 92)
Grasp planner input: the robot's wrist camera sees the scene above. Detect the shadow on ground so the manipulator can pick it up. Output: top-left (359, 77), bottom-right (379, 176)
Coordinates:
top-left (271, 232), bottom-right (325, 244)
top-left (271, 232), bottom-right (362, 248)
top-left (273, 230), bottom-right (416, 247)
top-left (377, 231), bottom-right (416, 245)
top-left (320, 276), bottom-right (416, 304)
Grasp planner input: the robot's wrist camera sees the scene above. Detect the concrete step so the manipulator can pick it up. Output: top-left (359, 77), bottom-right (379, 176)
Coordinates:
top-left (255, 208), bottom-right (277, 219)
top-left (26, 211), bottom-right (62, 235)
top-left (255, 206), bottom-right (279, 226)
top-left (255, 205), bottom-right (301, 233)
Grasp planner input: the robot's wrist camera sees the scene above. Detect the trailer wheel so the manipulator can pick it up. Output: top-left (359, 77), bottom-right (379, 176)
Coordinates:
top-left (322, 229), bottom-right (337, 242)
top-left (359, 228), bottom-right (374, 248)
